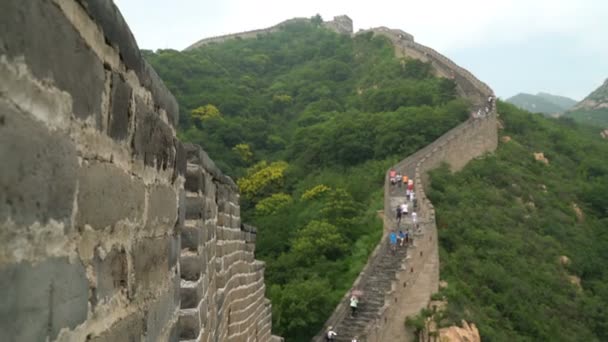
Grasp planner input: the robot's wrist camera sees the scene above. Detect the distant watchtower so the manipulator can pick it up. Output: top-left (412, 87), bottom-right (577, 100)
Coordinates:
top-left (323, 15), bottom-right (354, 35)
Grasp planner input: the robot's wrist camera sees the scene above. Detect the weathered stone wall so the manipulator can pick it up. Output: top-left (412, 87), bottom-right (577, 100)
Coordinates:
top-left (178, 144), bottom-right (276, 342)
top-left (185, 16), bottom-right (353, 51)
top-left (0, 1), bottom-right (278, 341)
top-left (315, 27), bottom-right (497, 341)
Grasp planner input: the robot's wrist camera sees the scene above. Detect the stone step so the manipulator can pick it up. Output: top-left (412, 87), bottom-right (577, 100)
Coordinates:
top-left (177, 308), bottom-right (200, 340)
top-left (180, 251), bottom-right (201, 281)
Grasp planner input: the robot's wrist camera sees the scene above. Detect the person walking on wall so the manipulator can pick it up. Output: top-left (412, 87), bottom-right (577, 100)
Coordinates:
top-left (396, 205), bottom-right (403, 224)
top-left (401, 202), bottom-right (408, 217)
top-left (396, 172), bottom-right (402, 188)
top-left (389, 231), bottom-right (398, 255)
top-left (326, 327), bottom-right (337, 342)
top-left (402, 174), bottom-right (408, 188)
top-left (389, 169), bottom-right (397, 186)
top-left (350, 295), bottom-right (359, 317)
top-left (412, 211), bottom-right (418, 230)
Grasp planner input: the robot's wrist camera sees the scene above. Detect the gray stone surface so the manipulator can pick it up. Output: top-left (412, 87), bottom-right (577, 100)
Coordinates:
top-left (94, 247), bottom-right (128, 300)
top-left (133, 103), bottom-right (175, 170)
top-left (0, 258), bottom-right (88, 342)
top-left (0, 103), bottom-right (78, 226)
top-left (145, 286), bottom-right (177, 342)
top-left (185, 196), bottom-right (204, 220)
top-left (76, 162), bottom-right (145, 230)
top-left (75, 0), bottom-right (179, 126)
top-left (173, 139), bottom-right (187, 182)
top-left (132, 237), bottom-right (169, 294)
top-left (146, 184), bottom-right (177, 230)
top-left (90, 312), bottom-right (144, 342)
top-left (0, 0), bottom-right (104, 122)
top-left (185, 165), bottom-right (203, 193)
top-left (109, 72), bottom-right (132, 140)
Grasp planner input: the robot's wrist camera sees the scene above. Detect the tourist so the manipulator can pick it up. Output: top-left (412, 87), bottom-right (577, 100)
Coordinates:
top-left (350, 295), bottom-right (359, 317)
top-left (412, 212), bottom-right (418, 229)
top-left (402, 174), bottom-right (408, 188)
top-left (401, 202), bottom-right (408, 217)
top-left (396, 172), bottom-right (402, 187)
top-left (405, 230), bottom-right (409, 244)
top-left (409, 190), bottom-right (415, 203)
top-left (407, 179), bottom-right (414, 194)
top-left (396, 205), bottom-right (403, 224)
top-left (326, 327), bottom-right (337, 341)
top-left (389, 169), bottom-right (397, 186)
top-left (398, 230), bottom-right (406, 246)
top-left (389, 231), bottom-right (398, 254)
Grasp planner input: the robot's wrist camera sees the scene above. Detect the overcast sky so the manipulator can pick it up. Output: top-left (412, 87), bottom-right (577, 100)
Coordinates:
top-left (114, 0), bottom-right (607, 100)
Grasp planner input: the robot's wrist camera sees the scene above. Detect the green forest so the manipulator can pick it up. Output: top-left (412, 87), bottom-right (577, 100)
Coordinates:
top-left (428, 102), bottom-right (608, 341)
top-left (144, 19), bottom-right (467, 340)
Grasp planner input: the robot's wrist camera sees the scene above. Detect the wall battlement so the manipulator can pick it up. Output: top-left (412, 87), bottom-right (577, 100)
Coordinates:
top-left (315, 27), bottom-right (497, 341)
top-left (0, 1), bottom-right (279, 341)
top-left (184, 15), bottom-right (353, 51)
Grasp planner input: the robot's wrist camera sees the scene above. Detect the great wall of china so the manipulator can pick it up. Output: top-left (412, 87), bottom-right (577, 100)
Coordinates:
top-left (0, 2), bottom-right (496, 341)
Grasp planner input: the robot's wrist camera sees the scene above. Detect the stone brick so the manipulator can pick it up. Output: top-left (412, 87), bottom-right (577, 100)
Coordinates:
top-left (173, 138), bottom-right (187, 182)
top-left (133, 102), bottom-right (175, 170)
top-left (76, 162), bottom-right (145, 230)
top-left (185, 195), bottom-right (204, 220)
top-left (176, 188), bottom-right (186, 232)
top-left (0, 258), bottom-right (88, 342)
top-left (0, 103), bottom-right (78, 227)
top-left (182, 224), bottom-right (201, 251)
top-left (168, 232), bottom-right (180, 270)
top-left (94, 246), bottom-right (128, 300)
top-left (0, 0), bottom-right (104, 122)
top-left (145, 286), bottom-right (178, 342)
top-left (185, 164), bottom-right (203, 193)
top-left (90, 312), bottom-right (144, 342)
top-left (146, 184), bottom-right (177, 230)
top-left (132, 237), bottom-right (170, 294)
top-left (108, 72), bottom-right (132, 140)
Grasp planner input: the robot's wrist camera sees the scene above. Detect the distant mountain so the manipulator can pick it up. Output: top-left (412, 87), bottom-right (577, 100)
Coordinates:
top-left (564, 79), bottom-right (608, 127)
top-left (505, 92), bottom-right (577, 116)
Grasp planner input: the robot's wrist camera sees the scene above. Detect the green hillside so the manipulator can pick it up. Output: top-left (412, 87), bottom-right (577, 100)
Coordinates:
top-left (564, 108), bottom-right (608, 127)
top-left (564, 79), bottom-right (608, 127)
top-left (506, 92), bottom-right (576, 115)
top-left (143, 19), bottom-right (468, 340)
top-left (428, 101), bottom-right (608, 341)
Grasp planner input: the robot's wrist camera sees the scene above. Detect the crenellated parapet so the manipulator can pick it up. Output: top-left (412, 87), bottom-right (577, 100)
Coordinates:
top-left (0, 1), bottom-right (279, 341)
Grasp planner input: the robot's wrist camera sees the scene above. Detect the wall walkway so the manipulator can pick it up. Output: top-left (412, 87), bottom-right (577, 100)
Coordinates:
top-left (314, 27), bottom-right (497, 342)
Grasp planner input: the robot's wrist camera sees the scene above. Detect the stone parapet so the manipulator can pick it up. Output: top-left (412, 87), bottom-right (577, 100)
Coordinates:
top-left (0, 1), bottom-right (277, 341)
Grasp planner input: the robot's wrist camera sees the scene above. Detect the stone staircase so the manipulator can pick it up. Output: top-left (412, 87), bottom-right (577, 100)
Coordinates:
top-left (328, 186), bottom-right (415, 341)
top-left (332, 242), bottom-right (409, 341)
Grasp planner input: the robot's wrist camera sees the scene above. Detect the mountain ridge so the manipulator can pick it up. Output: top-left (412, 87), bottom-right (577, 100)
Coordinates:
top-left (505, 92), bottom-right (577, 116)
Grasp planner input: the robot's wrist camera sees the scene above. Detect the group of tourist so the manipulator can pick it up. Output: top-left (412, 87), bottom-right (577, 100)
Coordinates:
top-left (324, 171), bottom-right (419, 341)
top-left (472, 95), bottom-right (495, 119)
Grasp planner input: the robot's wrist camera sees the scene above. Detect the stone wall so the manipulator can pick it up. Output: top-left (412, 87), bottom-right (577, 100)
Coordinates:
top-left (185, 16), bottom-right (353, 51)
top-left (315, 27), bottom-right (497, 341)
top-left (0, 1), bottom-right (278, 341)
top-left (178, 144), bottom-right (276, 342)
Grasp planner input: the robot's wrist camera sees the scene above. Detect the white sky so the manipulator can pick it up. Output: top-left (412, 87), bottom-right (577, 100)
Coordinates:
top-left (115, 0), bottom-right (608, 100)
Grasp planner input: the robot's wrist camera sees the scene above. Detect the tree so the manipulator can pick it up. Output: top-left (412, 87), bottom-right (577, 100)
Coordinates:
top-left (191, 104), bottom-right (221, 126)
top-left (232, 143), bottom-right (253, 163)
top-left (292, 220), bottom-right (347, 263)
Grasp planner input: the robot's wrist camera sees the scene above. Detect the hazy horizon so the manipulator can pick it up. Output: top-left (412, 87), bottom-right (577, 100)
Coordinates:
top-left (114, 0), bottom-right (608, 101)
